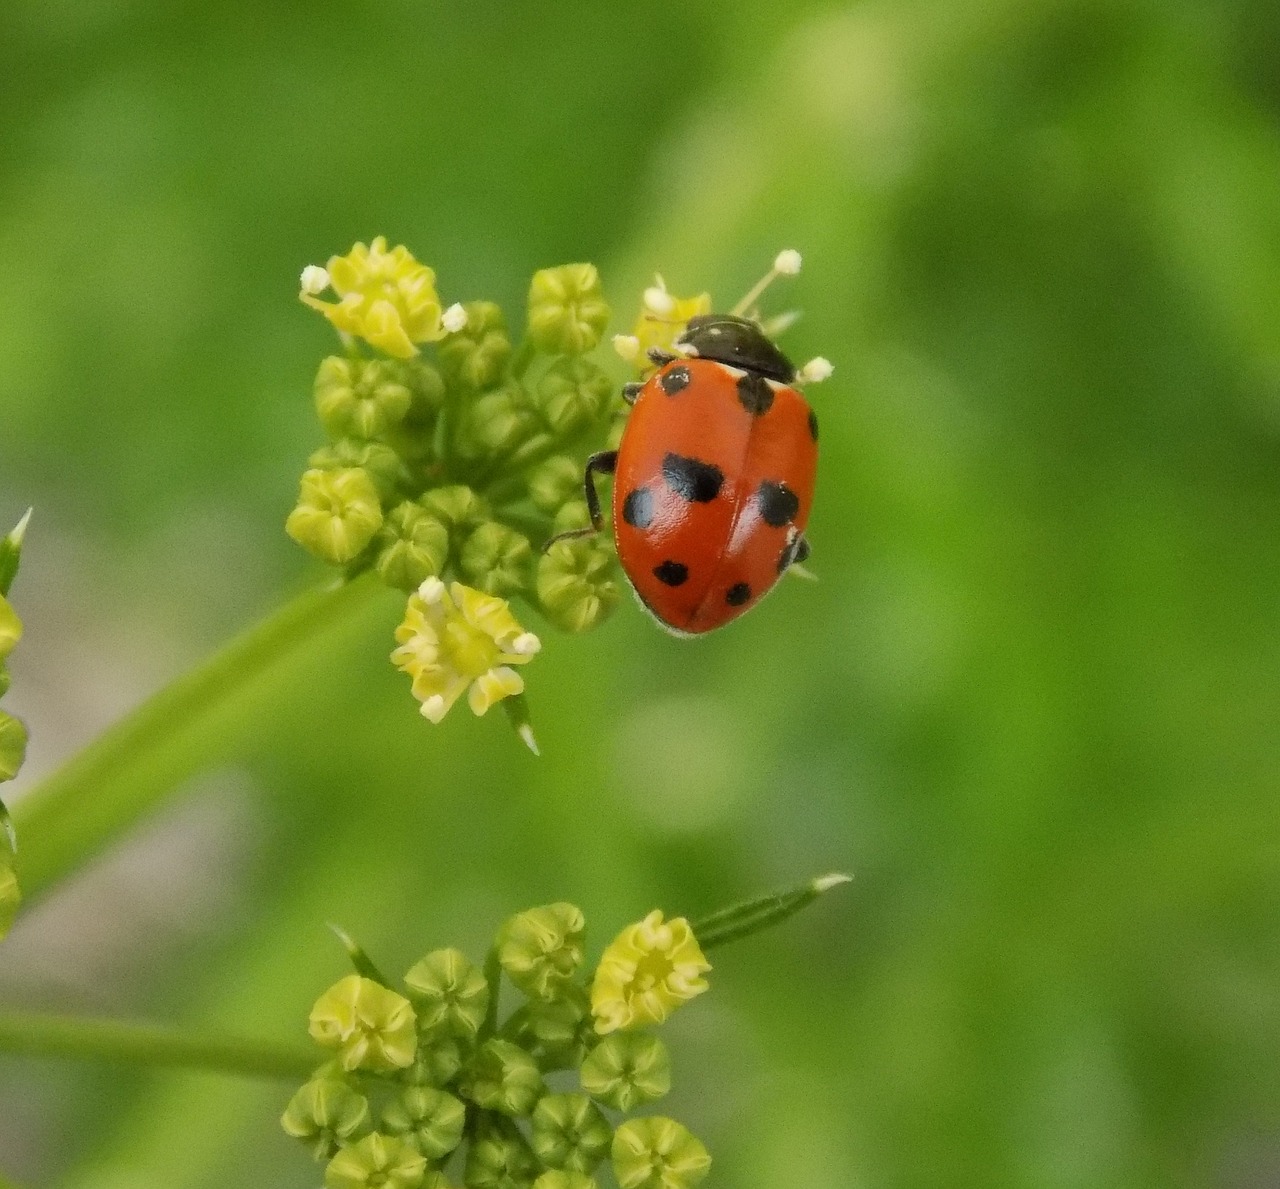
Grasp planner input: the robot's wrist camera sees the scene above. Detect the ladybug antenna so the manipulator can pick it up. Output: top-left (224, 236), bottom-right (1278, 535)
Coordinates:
top-left (730, 249), bottom-right (803, 318)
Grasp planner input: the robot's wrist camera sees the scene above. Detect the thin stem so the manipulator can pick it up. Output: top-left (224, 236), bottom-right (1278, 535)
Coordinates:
top-left (0, 1010), bottom-right (314, 1080)
top-left (479, 945), bottom-right (502, 1042)
top-left (12, 573), bottom-right (385, 904)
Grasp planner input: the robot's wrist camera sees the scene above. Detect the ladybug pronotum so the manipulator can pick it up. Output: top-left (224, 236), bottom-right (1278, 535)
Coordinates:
top-left (557, 255), bottom-right (832, 636)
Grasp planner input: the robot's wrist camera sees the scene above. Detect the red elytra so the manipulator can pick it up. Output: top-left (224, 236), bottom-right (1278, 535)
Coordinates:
top-left (573, 313), bottom-right (819, 636)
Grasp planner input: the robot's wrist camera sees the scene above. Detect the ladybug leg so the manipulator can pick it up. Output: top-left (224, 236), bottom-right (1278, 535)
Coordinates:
top-left (646, 347), bottom-right (678, 367)
top-left (779, 527), bottom-right (812, 571)
top-left (580, 450), bottom-right (617, 531)
top-left (543, 450), bottom-right (618, 550)
top-left (622, 381), bottom-right (644, 406)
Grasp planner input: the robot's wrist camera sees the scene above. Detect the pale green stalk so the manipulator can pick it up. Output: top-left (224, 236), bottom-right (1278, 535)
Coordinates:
top-left (12, 573), bottom-right (384, 902)
top-left (0, 1010), bottom-right (313, 1080)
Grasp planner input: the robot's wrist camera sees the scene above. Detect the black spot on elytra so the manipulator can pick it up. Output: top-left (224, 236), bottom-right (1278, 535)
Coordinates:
top-left (737, 372), bottom-right (774, 416)
top-left (757, 480), bottom-right (800, 527)
top-left (808, 408), bottom-right (819, 441)
top-left (659, 365), bottom-right (692, 396)
top-left (726, 582), bottom-right (751, 606)
top-left (622, 487), bottom-right (654, 529)
top-left (663, 453), bottom-right (723, 503)
top-left (653, 560), bottom-right (688, 587)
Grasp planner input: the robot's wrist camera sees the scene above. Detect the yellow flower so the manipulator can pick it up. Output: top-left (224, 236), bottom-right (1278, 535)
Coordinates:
top-left (391, 578), bottom-right (540, 724)
top-left (590, 911), bottom-right (711, 1035)
top-left (617, 277), bottom-right (711, 372)
top-left (308, 974), bottom-right (418, 1073)
top-left (300, 237), bottom-right (447, 358)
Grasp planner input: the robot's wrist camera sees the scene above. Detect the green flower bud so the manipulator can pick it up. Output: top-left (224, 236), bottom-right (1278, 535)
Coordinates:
top-left (281, 1077), bottom-right (370, 1161)
top-left (536, 540), bottom-right (621, 634)
top-left (419, 486), bottom-right (489, 534)
top-left (506, 984), bottom-right (592, 1071)
top-left (287, 468), bottom-right (384, 564)
top-left (610, 1118), bottom-right (710, 1189)
top-left (527, 457), bottom-right (583, 515)
top-left (579, 1032), bottom-right (670, 1112)
top-left (532, 1174), bottom-right (597, 1189)
top-left (309, 975), bottom-right (418, 1073)
top-left (496, 903), bottom-right (585, 1001)
top-left (400, 1035), bottom-right (465, 1087)
top-left (309, 439), bottom-right (411, 505)
top-left (0, 711), bottom-right (28, 784)
top-left (326, 1132), bottom-right (429, 1189)
top-left (531, 1093), bottom-right (612, 1175)
top-left (465, 1115), bottom-right (539, 1189)
top-left (381, 1085), bottom-right (466, 1161)
top-left (315, 356), bottom-right (413, 441)
top-left (438, 301), bottom-right (512, 391)
top-left (459, 522), bottom-right (533, 598)
top-left (455, 386), bottom-right (539, 463)
top-left (550, 502), bottom-right (591, 536)
top-left (375, 502), bottom-right (450, 591)
top-left (534, 360), bottom-right (612, 439)
top-left (527, 265), bottom-right (610, 356)
top-left (461, 1039), bottom-right (544, 1117)
top-left (404, 948), bottom-right (489, 1042)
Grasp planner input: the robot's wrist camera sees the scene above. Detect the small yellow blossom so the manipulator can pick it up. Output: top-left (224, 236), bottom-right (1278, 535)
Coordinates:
top-left (625, 277), bottom-right (711, 371)
top-left (301, 237), bottom-right (446, 358)
top-left (391, 578), bottom-right (541, 724)
top-left (309, 974), bottom-right (418, 1073)
top-left (590, 911), bottom-right (711, 1035)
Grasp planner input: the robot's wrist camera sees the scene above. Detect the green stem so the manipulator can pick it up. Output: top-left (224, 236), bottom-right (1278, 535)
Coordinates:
top-left (479, 945), bottom-right (502, 1042)
top-left (12, 572), bottom-right (385, 903)
top-left (0, 1010), bottom-right (313, 1080)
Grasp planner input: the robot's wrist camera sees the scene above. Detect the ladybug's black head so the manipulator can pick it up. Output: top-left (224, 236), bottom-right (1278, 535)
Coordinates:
top-left (677, 314), bottom-right (795, 383)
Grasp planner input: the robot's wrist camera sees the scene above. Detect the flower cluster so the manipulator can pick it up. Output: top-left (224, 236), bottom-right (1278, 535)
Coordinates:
top-left (0, 510), bottom-right (31, 939)
top-left (282, 903), bottom-right (713, 1189)
top-left (290, 241), bottom-right (626, 743)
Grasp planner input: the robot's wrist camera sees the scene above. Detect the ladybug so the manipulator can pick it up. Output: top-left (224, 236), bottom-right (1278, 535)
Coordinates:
top-left (561, 295), bottom-right (828, 635)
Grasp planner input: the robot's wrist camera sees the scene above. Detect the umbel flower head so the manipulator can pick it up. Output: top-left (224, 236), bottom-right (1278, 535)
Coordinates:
top-left (283, 879), bottom-right (849, 1189)
top-left (391, 578), bottom-right (541, 723)
top-left (591, 912), bottom-right (711, 1034)
top-left (300, 237), bottom-right (455, 359)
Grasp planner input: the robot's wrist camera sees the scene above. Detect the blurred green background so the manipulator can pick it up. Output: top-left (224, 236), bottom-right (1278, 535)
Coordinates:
top-left (2, 0), bottom-right (1279, 1186)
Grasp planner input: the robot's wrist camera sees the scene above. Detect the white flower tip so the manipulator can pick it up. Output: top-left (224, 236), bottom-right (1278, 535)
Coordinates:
top-left (299, 264), bottom-right (330, 295)
top-left (613, 334), bottom-right (641, 362)
top-left (442, 302), bottom-right (468, 333)
top-left (518, 723), bottom-right (540, 756)
top-left (416, 576), bottom-right (446, 604)
top-left (420, 694), bottom-right (447, 723)
top-left (510, 632), bottom-right (542, 656)
top-left (799, 356), bottom-right (834, 383)
top-left (643, 286), bottom-right (675, 315)
top-left (812, 872), bottom-right (853, 893)
top-left (774, 249), bottom-right (803, 276)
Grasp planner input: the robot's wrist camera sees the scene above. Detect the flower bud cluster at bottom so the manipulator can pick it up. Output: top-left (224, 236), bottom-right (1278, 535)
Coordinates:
top-left (283, 904), bottom-right (712, 1189)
